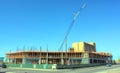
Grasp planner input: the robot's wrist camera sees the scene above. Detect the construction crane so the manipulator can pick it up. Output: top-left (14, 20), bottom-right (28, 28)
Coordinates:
top-left (58, 3), bottom-right (86, 52)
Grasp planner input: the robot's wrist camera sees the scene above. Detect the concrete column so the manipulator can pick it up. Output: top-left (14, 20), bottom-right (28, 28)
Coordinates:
top-left (39, 58), bottom-right (41, 64)
top-left (61, 53), bottom-right (64, 65)
top-left (22, 58), bottom-right (26, 64)
top-left (11, 58), bottom-right (14, 64)
top-left (46, 53), bottom-right (48, 64)
top-left (39, 52), bottom-right (41, 64)
top-left (71, 59), bottom-right (74, 64)
top-left (14, 58), bottom-right (16, 64)
top-left (7, 59), bottom-right (10, 64)
top-left (61, 59), bottom-right (64, 65)
top-left (9, 59), bottom-right (11, 63)
top-left (82, 52), bottom-right (90, 64)
top-left (92, 58), bottom-right (94, 64)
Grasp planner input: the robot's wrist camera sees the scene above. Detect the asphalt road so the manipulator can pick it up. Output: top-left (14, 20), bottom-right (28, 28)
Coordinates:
top-left (0, 64), bottom-right (120, 73)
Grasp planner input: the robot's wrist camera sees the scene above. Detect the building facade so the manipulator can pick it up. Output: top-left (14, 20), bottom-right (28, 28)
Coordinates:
top-left (6, 42), bottom-right (112, 65)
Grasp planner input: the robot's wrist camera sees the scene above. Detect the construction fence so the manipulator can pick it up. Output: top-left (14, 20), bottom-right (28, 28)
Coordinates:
top-left (7, 64), bottom-right (54, 69)
top-left (7, 63), bottom-right (106, 69)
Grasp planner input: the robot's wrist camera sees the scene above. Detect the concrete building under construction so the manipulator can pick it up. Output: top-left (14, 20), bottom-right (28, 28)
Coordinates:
top-left (6, 42), bottom-right (112, 65)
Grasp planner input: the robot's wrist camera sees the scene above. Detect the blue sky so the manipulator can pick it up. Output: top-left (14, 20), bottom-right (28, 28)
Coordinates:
top-left (0, 0), bottom-right (120, 60)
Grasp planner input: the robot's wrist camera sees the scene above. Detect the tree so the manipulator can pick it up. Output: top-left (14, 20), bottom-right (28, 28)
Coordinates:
top-left (117, 58), bottom-right (120, 63)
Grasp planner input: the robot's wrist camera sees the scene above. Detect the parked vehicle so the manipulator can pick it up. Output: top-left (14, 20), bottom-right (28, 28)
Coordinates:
top-left (106, 64), bottom-right (112, 67)
top-left (0, 64), bottom-right (7, 68)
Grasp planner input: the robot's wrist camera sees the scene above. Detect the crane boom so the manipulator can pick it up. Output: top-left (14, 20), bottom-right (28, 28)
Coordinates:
top-left (58, 3), bottom-right (86, 51)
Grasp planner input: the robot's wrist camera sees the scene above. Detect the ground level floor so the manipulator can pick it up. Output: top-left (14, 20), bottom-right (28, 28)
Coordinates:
top-left (6, 57), bottom-right (110, 65)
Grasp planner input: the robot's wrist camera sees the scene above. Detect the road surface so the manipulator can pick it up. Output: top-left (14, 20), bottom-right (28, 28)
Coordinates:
top-left (0, 64), bottom-right (120, 73)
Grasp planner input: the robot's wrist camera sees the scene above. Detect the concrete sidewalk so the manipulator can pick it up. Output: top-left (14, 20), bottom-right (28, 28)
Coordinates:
top-left (8, 67), bottom-right (58, 71)
top-left (96, 67), bottom-right (120, 73)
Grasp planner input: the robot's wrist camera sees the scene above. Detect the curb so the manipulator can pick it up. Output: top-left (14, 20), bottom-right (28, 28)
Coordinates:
top-left (8, 67), bottom-right (58, 71)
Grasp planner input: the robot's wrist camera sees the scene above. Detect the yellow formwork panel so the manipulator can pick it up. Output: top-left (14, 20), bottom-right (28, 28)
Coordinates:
top-left (72, 42), bottom-right (96, 52)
